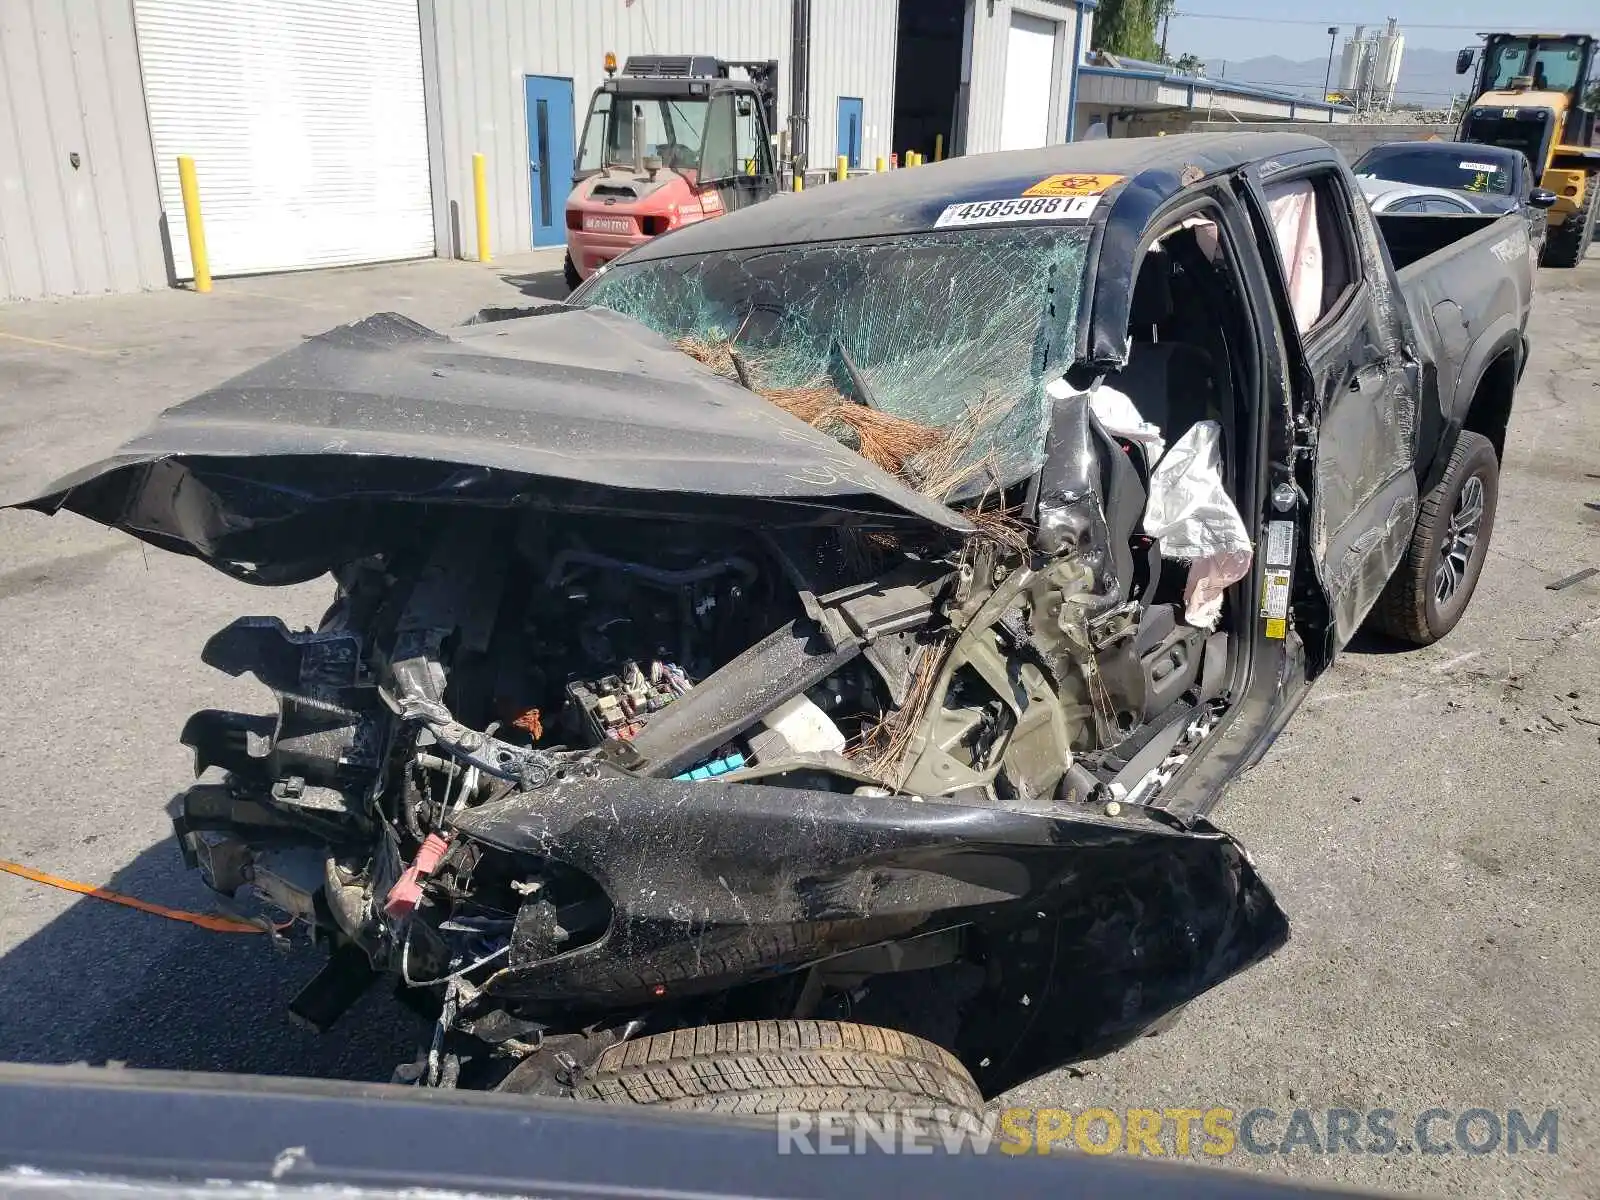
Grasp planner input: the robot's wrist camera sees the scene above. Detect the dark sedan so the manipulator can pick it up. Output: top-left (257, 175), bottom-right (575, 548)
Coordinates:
top-left (1352, 139), bottom-right (1556, 258)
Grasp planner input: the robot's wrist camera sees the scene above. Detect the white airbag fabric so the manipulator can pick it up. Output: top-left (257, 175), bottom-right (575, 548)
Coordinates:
top-left (1085, 382), bottom-right (1167, 465)
top-left (1263, 179), bottom-right (1324, 335)
top-left (1142, 420), bottom-right (1254, 628)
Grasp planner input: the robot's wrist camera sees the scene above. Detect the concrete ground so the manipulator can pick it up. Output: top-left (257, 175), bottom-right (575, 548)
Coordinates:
top-left (2, 247), bottom-right (1597, 1197)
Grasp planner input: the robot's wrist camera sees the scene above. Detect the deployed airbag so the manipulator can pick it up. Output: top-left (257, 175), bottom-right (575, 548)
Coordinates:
top-left (1143, 420), bottom-right (1254, 628)
top-left (1081, 380), bottom-right (1168, 466)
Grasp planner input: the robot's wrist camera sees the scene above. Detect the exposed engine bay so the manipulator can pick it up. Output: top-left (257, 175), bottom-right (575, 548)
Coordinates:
top-left (174, 489), bottom-right (1247, 1091)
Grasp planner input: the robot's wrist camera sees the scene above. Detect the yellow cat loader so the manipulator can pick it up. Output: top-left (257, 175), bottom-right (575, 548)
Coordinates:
top-left (1457, 33), bottom-right (1600, 266)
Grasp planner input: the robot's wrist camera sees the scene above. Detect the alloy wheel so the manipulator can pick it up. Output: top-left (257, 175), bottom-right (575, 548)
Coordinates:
top-left (1434, 474), bottom-right (1485, 604)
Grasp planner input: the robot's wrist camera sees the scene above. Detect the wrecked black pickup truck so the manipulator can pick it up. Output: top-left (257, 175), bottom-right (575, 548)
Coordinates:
top-left (10, 133), bottom-right (1532, 1115)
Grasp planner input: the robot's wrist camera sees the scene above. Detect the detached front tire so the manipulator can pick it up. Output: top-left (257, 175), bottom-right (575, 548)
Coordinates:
top-left (1369, 430), bottom-right (1498, 646)
top-left (573, 1020), bottom-right (983, 1118)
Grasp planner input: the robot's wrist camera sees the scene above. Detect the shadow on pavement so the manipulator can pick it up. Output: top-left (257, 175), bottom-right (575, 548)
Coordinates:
top-left (500, 266), bottom-right (571, 302)
top-left (1343, 628), bottom-right (1423, 656)
top-left (0, 837), bottom-right (422, 1080)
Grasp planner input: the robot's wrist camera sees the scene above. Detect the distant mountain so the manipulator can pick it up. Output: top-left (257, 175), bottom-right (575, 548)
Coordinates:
top-left (1199, 46), bottom-right (1467, 110)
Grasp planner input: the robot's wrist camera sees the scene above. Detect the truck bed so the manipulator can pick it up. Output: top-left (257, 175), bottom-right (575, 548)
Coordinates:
top-left (1375, 207), bottom-right (1534, 501)
top-left (1375, 211), bottom-right (1517, 276)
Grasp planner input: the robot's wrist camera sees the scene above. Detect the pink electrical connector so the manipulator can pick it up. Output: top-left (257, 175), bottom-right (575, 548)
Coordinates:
top-left (384, 832), bottom-right (450, 918)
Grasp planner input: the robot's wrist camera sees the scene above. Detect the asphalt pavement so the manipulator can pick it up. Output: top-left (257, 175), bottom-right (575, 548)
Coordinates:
top-left (1, 246), bottom-right (1596, 1198)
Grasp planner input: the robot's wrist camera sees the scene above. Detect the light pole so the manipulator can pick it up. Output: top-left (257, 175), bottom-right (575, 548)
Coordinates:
top-left (1323, 26), bottom-right (1340, 100)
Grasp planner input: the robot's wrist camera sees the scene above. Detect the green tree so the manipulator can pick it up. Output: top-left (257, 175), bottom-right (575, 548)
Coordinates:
top-left (1092, 0), bottom-right (1175, 62)
top-left (1172, 52), bottom-right (1205, 75)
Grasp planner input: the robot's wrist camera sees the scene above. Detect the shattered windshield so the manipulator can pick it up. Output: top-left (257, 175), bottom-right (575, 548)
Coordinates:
top-left (580, 226), bottom-right (1092, 497)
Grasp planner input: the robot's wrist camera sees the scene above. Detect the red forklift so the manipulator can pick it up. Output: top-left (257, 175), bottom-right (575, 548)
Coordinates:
top-left (564, 55), bottom-right (781, 289)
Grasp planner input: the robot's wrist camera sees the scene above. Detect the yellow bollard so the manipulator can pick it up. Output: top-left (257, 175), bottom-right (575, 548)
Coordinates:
top-left (176, 155), bottom-right (211, 293)
top-left (793, 170), bottom-right (804, 192)
top-left (875, 156), bottom-right (886, 173)
top-left (934, 133), bottom-right (944, 161)
top-left (472, 152), bottom-right (491, 263)
top-left (909, 151), bottom-right (922, 167)
top-left (836, 154), bottom-right (848, 182)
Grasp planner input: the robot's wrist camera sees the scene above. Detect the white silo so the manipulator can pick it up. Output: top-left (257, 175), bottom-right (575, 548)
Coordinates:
top-left (1338, 25), bottom-right (1368, 94)
top-left (1374, 18), bottom-right (1405, 107)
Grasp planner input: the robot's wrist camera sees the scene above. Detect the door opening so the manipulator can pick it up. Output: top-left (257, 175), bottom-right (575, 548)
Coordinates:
top-left (893, 0), bottom-right (965, 160)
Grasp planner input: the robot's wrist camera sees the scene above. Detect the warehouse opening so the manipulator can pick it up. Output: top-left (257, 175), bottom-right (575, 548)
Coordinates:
top-left (893, 0), bottom-right (966, 160)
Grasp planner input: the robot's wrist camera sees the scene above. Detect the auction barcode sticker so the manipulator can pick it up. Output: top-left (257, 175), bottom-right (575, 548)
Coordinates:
top-left (934, 195), bottom-right (1100, 227)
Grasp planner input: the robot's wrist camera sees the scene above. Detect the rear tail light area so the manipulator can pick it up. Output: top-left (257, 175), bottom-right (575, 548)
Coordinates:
top-left (565, 209), bottom-right (583, 230)
top-left (640, 215), bottom-right (673, 236)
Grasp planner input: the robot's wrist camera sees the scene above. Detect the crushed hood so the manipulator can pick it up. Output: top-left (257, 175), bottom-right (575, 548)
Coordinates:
top-left (7, 307), bottom-right (971, 580)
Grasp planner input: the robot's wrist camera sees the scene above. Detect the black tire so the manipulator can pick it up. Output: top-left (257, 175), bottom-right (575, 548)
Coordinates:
top-left (562, 251), bottom-right (582, 292)
top-left (1368, 430), bottom-right (1498, 646)
top-left (572, 1020), bottom-right (983, 1117)
top-left (1540, 176), bottom-right (1598, 268)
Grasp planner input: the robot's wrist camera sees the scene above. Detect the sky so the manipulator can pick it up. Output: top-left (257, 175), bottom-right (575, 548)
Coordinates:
top-left (1163, 1), bottom-right (1600, 63)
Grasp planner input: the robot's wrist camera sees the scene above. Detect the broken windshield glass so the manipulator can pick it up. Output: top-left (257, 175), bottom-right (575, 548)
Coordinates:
top-left (580, 226), bottom-right (1093, 495)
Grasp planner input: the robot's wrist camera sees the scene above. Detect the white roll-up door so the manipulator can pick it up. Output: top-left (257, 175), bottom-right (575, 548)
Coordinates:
top-left (135, 0), bottom-right (434, 279)
top-left (1001, 12), bottom-right (1057, 151)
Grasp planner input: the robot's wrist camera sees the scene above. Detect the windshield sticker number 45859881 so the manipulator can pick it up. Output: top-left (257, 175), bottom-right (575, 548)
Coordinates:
top-left (933, 195), bottom-right (1100, 228)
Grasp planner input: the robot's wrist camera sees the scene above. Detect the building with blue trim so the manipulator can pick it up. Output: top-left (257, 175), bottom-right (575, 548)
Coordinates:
top-left (1074, 51), bottom-right (1354, 137)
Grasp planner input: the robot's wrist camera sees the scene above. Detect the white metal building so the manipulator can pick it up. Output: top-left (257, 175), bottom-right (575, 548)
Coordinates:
top-left (421, 0), bottom-right (899, 258)
top-left (136, 0), bottom-right (436, 279)
top-left (1076, 53), bottom-right (1354, 136)
top-left (0, 0), bottom-right (168, 301)
top-left (2, 0), bottom-right (1095, 301)
top-left (963, 0), bottom-right (1095, 153)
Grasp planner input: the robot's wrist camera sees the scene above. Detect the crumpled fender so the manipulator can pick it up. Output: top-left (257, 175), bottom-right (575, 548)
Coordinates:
top-left (453, 774), bottom-right (1287, 1096)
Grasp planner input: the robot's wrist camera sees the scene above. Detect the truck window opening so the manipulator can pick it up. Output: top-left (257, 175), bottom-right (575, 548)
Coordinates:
top-left (1486, 36), bottom-right (1585, 92)
top-left (577, 95), bottom-right (713, 176)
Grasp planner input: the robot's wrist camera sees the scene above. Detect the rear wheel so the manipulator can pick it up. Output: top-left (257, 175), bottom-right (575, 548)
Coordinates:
top-left (562, 251), bottom-right (582, 292)
top-left (1368, 430), bottom-right (1498, 646)
top-left (572, 1020), bottom-right (983, 1117)
top-left (1540, 176), bottom-right (1598, 268)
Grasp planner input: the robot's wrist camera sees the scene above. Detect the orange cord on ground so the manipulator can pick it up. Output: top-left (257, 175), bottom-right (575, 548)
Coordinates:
top-left (0, 859), bottom-right (273, 934)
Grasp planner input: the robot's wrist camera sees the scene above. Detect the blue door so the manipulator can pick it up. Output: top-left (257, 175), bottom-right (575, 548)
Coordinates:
top-left (525, 75), bottom-right (575, 247)
top-left (837, 97), bottom-right (863, 169)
